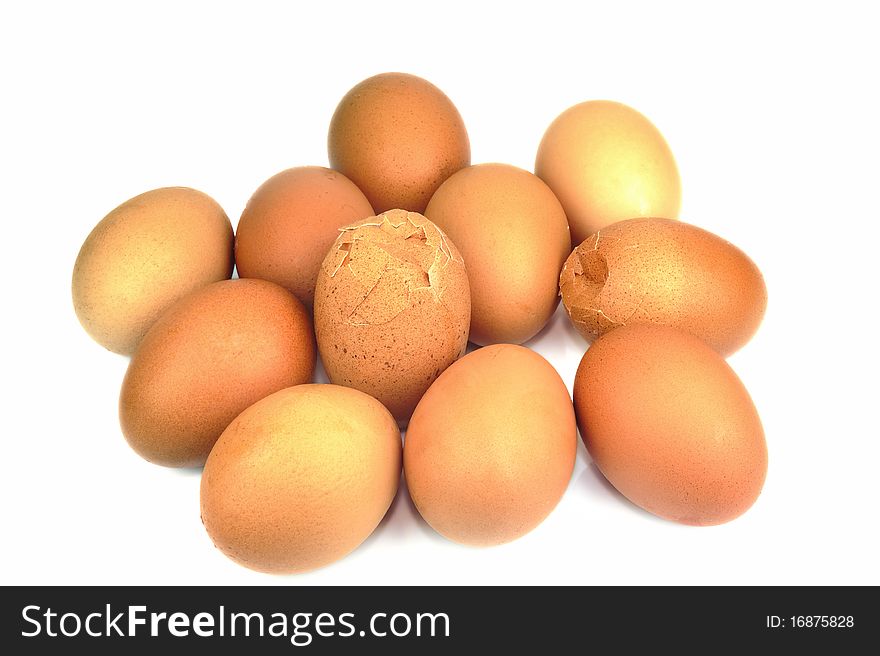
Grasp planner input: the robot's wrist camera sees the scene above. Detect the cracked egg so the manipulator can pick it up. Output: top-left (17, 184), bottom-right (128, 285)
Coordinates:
top-left (559, 218), bottom-right (767, 357)
top-left (313, 209), bottom-right (470, 424)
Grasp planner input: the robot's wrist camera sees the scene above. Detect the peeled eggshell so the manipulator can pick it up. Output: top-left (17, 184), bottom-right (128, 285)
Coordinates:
top-left (235, 166), bottom-right (374, 309)
top-left (573, 324), bottom-right (767, 525)
top-left (328, 72), bottom-right (470, 214)
top-left (405, 344), bottom-right (577, 546)
top-left (119, 279), bottom-right (315, 467)
top-left (72, 187), bottom-right (234, 354)
top-left (201, 384), bottom-right (401, 574)
top-left (536, 100), bottom-right (681, 245)
top-left (425, 163), bottom-right (571, 345)
top-left (314, 210), bottom-right (470, 424)
top-left (559, 217), bottom-right (767, 356)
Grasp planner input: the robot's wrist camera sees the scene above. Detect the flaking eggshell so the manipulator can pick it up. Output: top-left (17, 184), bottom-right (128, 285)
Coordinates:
top-left (72, 187), bottom-right (234, 354)
top-left (573, 324), bottom-right (767, 525)
top-left (201, 384), bottom-right (401, 574)
top-left (235, 166), bottom-right (374, 309)
top-left (328, 72), bottom-right (470, 214)
top-left (559, 217), bottom-right (767, 356)
top-left (425, 163), bottom-right (571, 345)
top-left (313, 209), bottom-right (470, 424)
top-left (536, 100), bottom-right (681, 245)
top-left (119, 279), bottom-right (315, 467)
top-left (404, 344), bottom-right (577, 546)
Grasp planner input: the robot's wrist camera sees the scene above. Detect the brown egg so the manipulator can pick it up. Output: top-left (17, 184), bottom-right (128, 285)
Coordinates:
top-left (574, 324), bottom-right (767, 525)
top-left (72, 187), bottom-right (234, 354)
top-left (328, 72), bottom-right (470, 214)
top-left (425, 163), bottom-right (571, 345)
top-left (235, 166), bottom-right (374, 309)
top-left (313, 210), bottom-right (470, 424)
top-left (559, 217), bottom-right (766, 356)
top-left (405, 344), bottom-right (576, 546)
top-left (201, 384), bottom-right (401, 574)
top-left (119, 279), bottom-right (315, 467)
top-left (536, 100), bottom-right (681, 245)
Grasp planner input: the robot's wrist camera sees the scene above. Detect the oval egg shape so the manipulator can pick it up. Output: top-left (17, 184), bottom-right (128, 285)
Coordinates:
top-left (425, 163), bottom-right (571, 345)
top-left (72, 187), bottom-right (234, 354)
top-left (235, 166), bottom-right (374, 309)
top-left (535, 100), bottom-right (681, 245)
top-left (201, 384), bottom-right (401, 574)
top-left (328, 72), bottom-right (470, 214)
top-left (405, 344), bottom-right (577, 546)
top-left (313, 210), bottom-right (470, 424)
top-left (573, 324), bottom-right (767, 525)
top-left (559, 217), bottom-right (767, 356)
top-left (119, 279), bottom-right (315, 467)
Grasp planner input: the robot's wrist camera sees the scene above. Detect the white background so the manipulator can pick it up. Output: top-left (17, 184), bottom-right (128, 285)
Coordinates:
top-left (2, 1), bottom-right (878, 586)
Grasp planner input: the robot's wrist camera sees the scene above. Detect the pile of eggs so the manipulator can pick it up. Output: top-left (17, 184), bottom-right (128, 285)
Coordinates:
top-left (72, 73), bottom-right (768, 574)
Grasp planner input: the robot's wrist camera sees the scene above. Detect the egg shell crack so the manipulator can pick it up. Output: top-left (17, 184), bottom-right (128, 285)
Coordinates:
top-left (325, 210), bottom-right (462, 327)
top-left (558, 217), bottom-right (767, 356)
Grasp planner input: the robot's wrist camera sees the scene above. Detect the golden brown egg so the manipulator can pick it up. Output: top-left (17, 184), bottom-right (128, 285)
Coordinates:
top-left (235, 166), bottom-right (374, 309)
top-left (313, 210), bottom-right (470, 424)
top-left (536, 100), bottom-right (681, 245)
top-left (405, 344), bottom-right (577, 546)
top-left (573, 324), bottom-right (767, 525)
top-left (119, 279), bottom-right (315, 467)
top-left (201, 384), bottom-right (401, 574)
top-left (559, 217), bottom-right (767, 356)
top-left (72, 187), bottom-right (234, 354)
top-left (328, 72), bottom-right (470, 214)
top-left (425, 163), bottom-right (571, 345)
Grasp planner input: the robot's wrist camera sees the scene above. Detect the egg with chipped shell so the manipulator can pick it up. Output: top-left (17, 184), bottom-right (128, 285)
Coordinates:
top-left (559, 217), bottom-right (766, 357)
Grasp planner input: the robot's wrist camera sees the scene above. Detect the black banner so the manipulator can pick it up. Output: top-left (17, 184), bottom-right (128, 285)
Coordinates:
top-left (0, 586), bottom-right (872, 652)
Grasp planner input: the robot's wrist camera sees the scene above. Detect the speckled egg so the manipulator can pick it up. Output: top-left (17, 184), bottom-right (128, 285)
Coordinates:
top-left (328, 73), bottom-right (470, 214)
top-left (73, 187), bottom-right (234, 354)
top-left (405, 344), bottom-right (577, 546)
top-left (559, 217), bottom-right (766, 356)
top-left (425, 163), bottom-right (571, 345)
top-left (201, 384), bottom-right (401, 574)
top-left (573, 324), bottom-right (767, 525)
top-left (313, 210), bottom-right (470, 424)
top-left (119, 279), bottom-right (315, 467)
top-left (235, 166), bottom-right (374, 309)
top-left (536, 100), bottom-right (681, 245)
